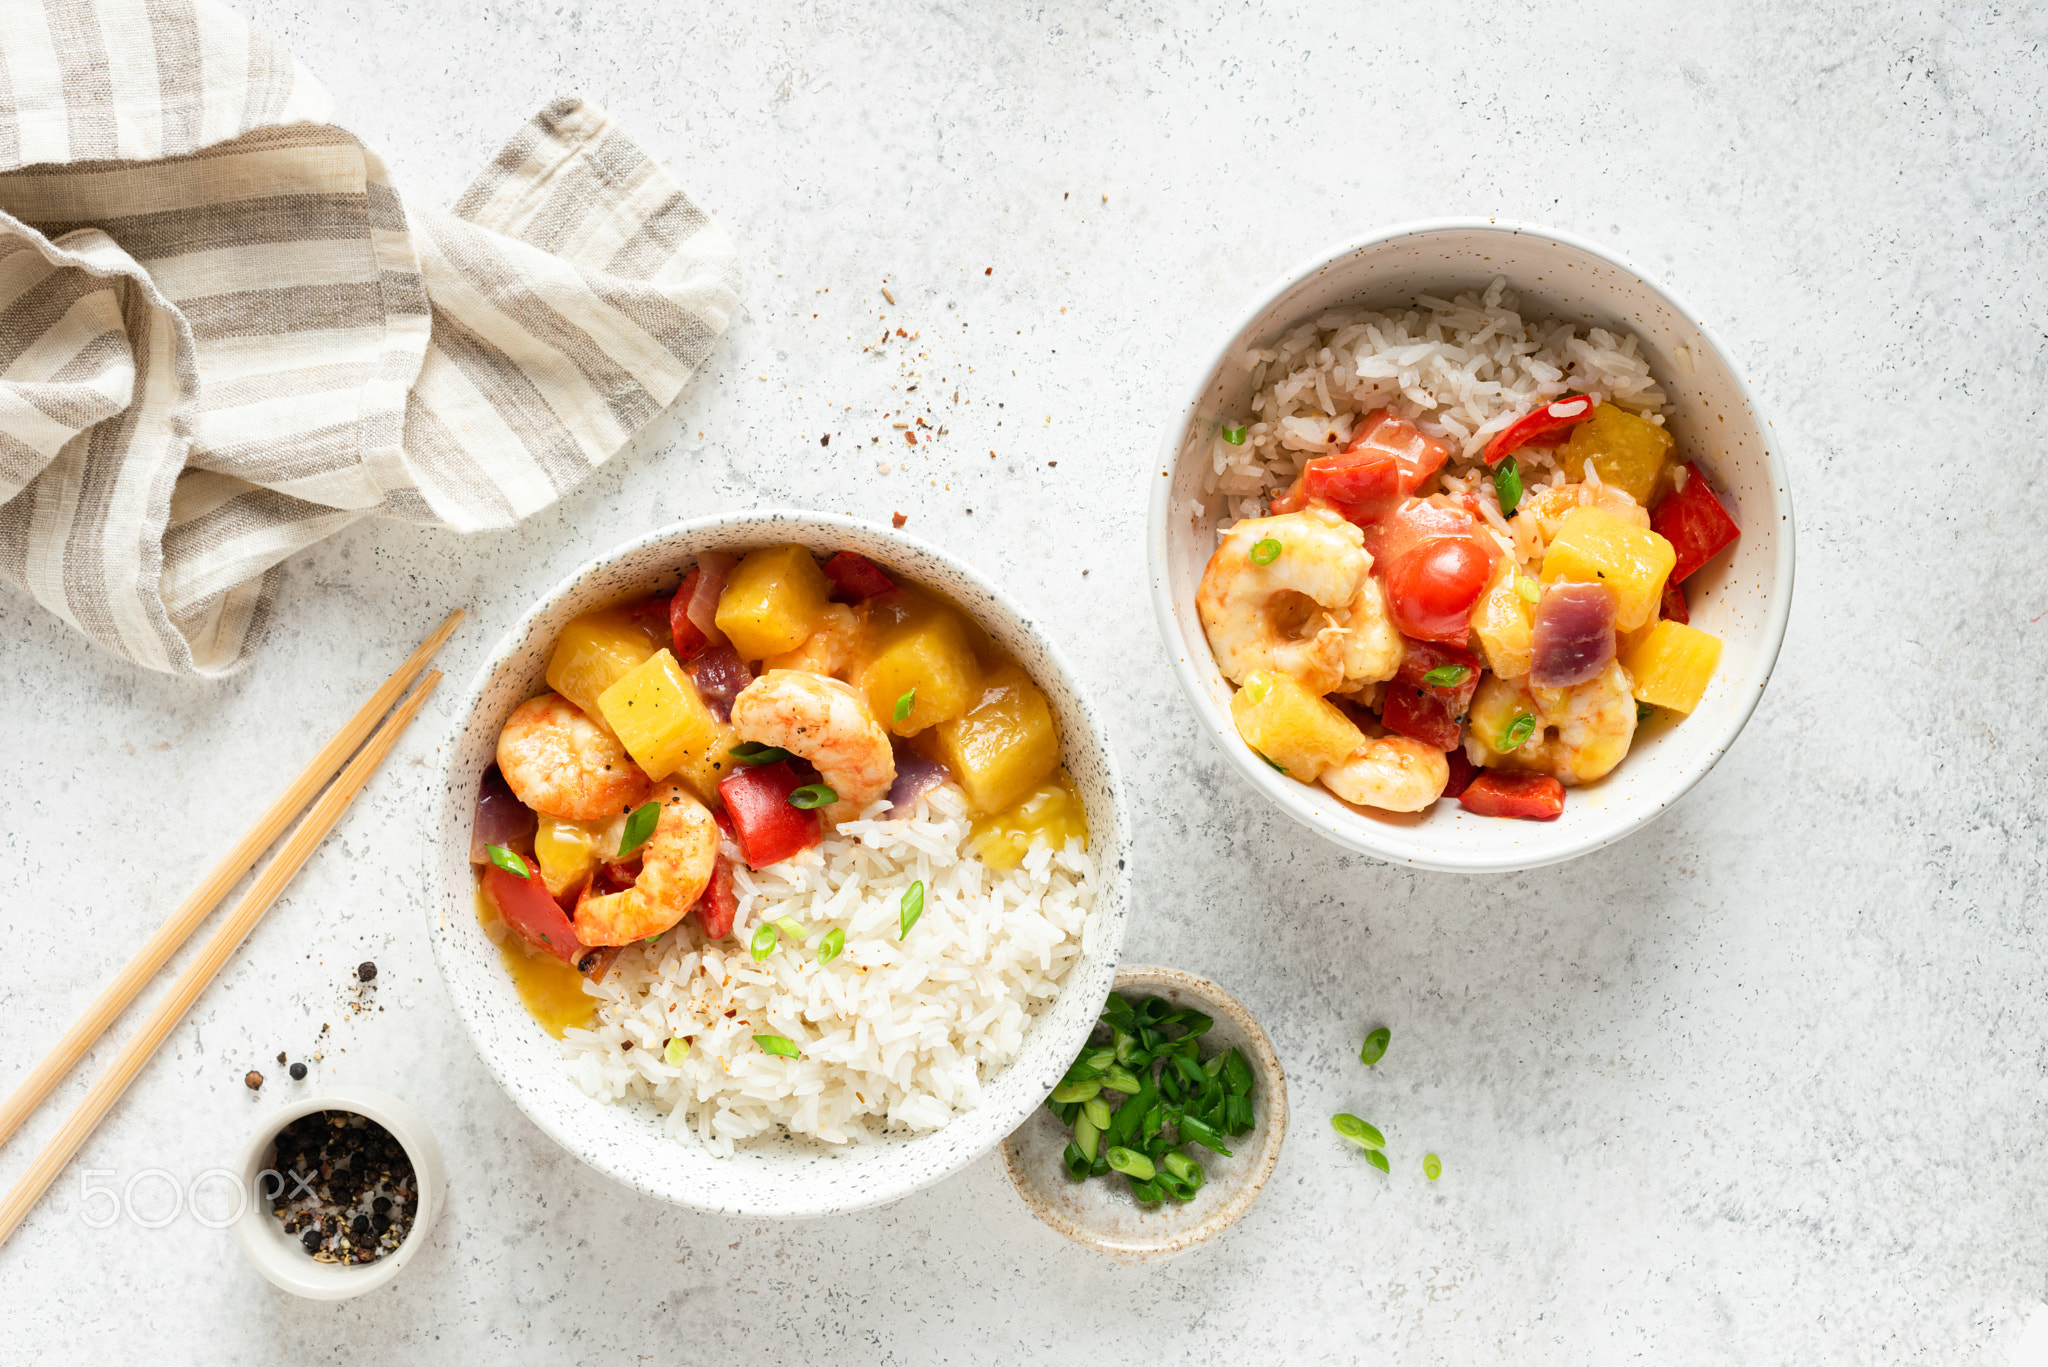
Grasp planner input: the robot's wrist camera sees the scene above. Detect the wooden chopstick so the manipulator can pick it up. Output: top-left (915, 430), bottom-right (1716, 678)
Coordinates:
top-left (0, 609), bottom-right (462, 1151)
top-left (0, 669), bottom-right (444, 1248)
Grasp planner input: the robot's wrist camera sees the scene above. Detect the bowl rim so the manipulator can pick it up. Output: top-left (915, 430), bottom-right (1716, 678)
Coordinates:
top-left (426, 509), bottom-right (1132, 1215)
top-left (1146, 216), bottom-right (1796, 873)
top-left (998, 963), bottom-right (1290, 1263)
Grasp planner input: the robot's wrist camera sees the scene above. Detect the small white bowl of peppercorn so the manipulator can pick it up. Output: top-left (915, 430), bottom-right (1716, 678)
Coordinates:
top-left (231, 1085), bottom-right (446, 1300)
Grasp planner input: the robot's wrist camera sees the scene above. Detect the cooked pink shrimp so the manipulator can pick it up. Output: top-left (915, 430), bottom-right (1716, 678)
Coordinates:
top-left (729, 668), bottom-right (896, 823)
top-left (496, 692), bottom-right (651, 821)
top-left (572, 783), bottom-right (718, 945)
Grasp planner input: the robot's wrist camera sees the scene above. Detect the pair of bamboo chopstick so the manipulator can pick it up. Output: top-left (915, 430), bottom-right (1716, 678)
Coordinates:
top-left (0, 609), bottom-right (464, 1248)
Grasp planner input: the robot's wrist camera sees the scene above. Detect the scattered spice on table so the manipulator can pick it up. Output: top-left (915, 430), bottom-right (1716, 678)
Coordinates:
top-left (357, 961), bottom-right (377, 982)
top-left (289, 1061), bottom-right (308, 1081)
top-left (892, 512), bottom-right (907, 528)
top-left (244, 1070), bottom-right (264, 1090)
top-left (266, 1110), bottom-right (417, 1265)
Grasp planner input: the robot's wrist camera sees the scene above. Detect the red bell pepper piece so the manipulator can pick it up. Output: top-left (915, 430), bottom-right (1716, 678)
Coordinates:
top-left (695, 854), bottom-right (738, 938)
top-left (1348, 409), bottom-right (1450, 494)
top-left (1481, 394), bottom-right (1596, 466)
top-left (1650, 464), bottom-right (1741, 582)
top-left (1441, 746), bottom-right (1480, 801)
top-left (669, 568), bottom-right (708, 659)
top-left (1660, 577), bottom-right (1688, 625)
top-left (482, 861), bottom-right (586, 965)
top-left (1269, 451), bottom-right (1402, 526)
top-left (1459, 771), bottom-right (1566, 821)
top-left (823, 550), bottom-right (896, 601)
top-left (1379, 641), bottom-right (1482, 751)
top-left (716, 761), bottom-right (823, 870)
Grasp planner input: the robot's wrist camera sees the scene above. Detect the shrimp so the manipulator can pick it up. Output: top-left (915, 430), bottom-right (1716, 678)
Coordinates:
top-left (572, 783), bottom-right (718, 945)
top-left (497, 692), bottom-right (652, 821)
top-left (1514, 481), bottom-right (1651, 572)
top-left (1469, 661), bottom-right (1637, 784)
top-left (763, 603), bottom-right (870, 679)
top-left (729, 668), bottom-right (896, 823)
top-left (1198, 507), bottom-right (1401, 695)
top-left (1320, 735), bottom-right (1449, 813)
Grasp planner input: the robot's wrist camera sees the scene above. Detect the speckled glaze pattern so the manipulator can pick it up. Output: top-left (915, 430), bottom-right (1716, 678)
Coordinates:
top-left (1150, 221), bottom-right (1796, 873)
top-left (427, 512), bottom-right (1131, 1217)
top-left (1001, 965), bottom-right (1288, 1265)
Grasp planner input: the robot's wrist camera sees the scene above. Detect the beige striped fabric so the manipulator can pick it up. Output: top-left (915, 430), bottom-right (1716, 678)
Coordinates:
top-left (0, 0), bottom-right (739, 675)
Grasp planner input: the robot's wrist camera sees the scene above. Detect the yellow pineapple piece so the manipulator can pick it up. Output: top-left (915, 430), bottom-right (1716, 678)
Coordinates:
top-left (1621, 620), bottom-right (1723, 715)
top-left (667, 719), bottom-right (739, 808)
top-left (533, 815), bottom-right (609, 898)
top-left (547, 607), bottom-right (665, 722)
top-left (1469, 557), bottom-right (1536, 679)
top-left (597, 648), bottom-right (721, 784)
top-left (1228, 669), bottom-right (1363, 782)
top-left (859, 604), bottom-right (981, 736)
top-left (933, 663), bottom-right (1059, 813)
top-left (1540, 506), bottom-right (1677, 632)
top-left (714, 544), bottom-right (831, 660)
top-left (1466, 672), bottom-right (1538, 765)
top-left (1561, 402), bottom-right (1674, 507)
top-left (969, 772), bottom-right (1088, 871)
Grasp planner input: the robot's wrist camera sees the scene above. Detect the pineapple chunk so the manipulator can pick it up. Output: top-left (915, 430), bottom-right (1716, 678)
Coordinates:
top-left (1228, 669), bottom-right (1363, 782)
top-left (1621, 620), bottom-right (1722, 715)
top-left (969, 772), bottom-right (1088, 871)
top-left (859, 605), bottom-right (981, 736)
top-left (534, 814), bottom-right (610, 898)
top-left (1469, 557), bottom-right (1536, 679)
top-left (1561, 402), bottom-right (1674, 507)
top-left (933, 664), bottom-right (1059, 813)
top-left (715, 544), bottom-right (831, 660)
top-left (1466, 673), bottom-right (1538, 765)
top-left (597, 648), bottom-right (722, 785)
top-left (546, 607), bottom-right (665, 721)
top-left (1540, 506), bottom-right (1677, 632)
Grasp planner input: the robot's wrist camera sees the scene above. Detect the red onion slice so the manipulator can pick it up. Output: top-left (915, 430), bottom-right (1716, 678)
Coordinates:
top-left (684, 550), bottom-right (736, 649)
top-left (1530, 582), bottom-right (1617, 688)
top-left (886, 749), bottom-right (951, 816)
top-left (688, 643), bottom-right (752, 723)
top-left (470, 764), bottom-right (537, 863)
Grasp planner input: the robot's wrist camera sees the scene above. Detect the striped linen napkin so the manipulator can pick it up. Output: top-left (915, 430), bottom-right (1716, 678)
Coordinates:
top-left (0, 0), bottom-right (740, 676)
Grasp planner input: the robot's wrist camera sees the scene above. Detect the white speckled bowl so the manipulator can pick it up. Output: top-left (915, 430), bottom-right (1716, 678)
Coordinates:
top-left (1149, 219), bottom-right (1795, 872)
top-left (427, 511), bottom-right (1130, 1217)
top-left (1000, 965), bottom-right (1287, 1264)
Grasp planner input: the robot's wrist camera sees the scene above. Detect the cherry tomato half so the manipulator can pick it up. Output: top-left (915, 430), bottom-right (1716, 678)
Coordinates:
top-left (1383, 537), bottom-right (1492, 645)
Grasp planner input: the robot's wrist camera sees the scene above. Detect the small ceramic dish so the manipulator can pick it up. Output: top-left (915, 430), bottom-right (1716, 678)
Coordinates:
top-left (427, 511), bottom-right (1132, 1217)
top-left (1148, 218), bottom-right (1796, 872)
top-left (230, 1085), bottom-right (446, 1300)
top-left (1000, 965), bottom-right (1288, 1264)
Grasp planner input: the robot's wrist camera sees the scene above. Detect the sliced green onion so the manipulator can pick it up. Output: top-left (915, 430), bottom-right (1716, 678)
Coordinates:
top-left (750, 923), bottom-right (778, 961)
top-left (1331, 1113), bottom-right (1385, 1150)
top-left (1421, 664), bottom-right (1470, 688)
top-left (1637, 701), bottom-right (1655, 723)
top-left (643, 931), bottom-right (663, 946)
top-left (1423, 1152), bottom-right (1442, 1181)
top-left (773, 916), bottom-right (807, 942)
top-left (754, 1034), bottom-right (802, 1058)
top-left (1160, 1149), bottom-right (1201, 1184)
top-left (1072, 1111), bottom-right (1101, 1163)
top-left (617, 800), bottom-right (662, 857)
top-left (1050, 1078), bottom-right (1101, 1104)
top-left (815, 927), bottom-right (846, 965)
top-left (1175, 1113), bottom-right (1233, 1156)
top-left (1359, 1026), bottom-right (1390, 1066)
top-left (788, 783), bottom-right (838, 810)
top-left (1493, 454), bottom-right (1523, 515)
top-left (1100, 1064), bottom-right (1142, 1094)
top-left (729, 741), bottom-right (790, 765)
top-left (1104, 1146), bottom-right (1155, 1181)
top-left (1082, 1096), bottom-right (1113, 1131)
top-left (894, 688), bottom-right (916, 723)
top-left (1222, 1048), bottom-right (1253, 1096)
top-left (1258, 753), bottom-right (1287, 774)
top-left (1248, 537), bottom-right (1282, 566)
top-left (1221, 424), bottom-right (1247, 445)
top-left (485, 844), bottom-right (531, 879)
top-left (1364, 1148), bottom-right (1391, 1174)
top-left (898, 880), bottom-right (925, 939)
top-left (1516, 576), bottom-right (1541, 604)
top-left (1500, 713), bottom-right (1537, 751)
top-left (664, 1037), bottom-right (689, 1066)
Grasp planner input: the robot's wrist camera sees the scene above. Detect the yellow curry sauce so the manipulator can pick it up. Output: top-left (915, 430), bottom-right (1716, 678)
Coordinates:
top-left (474, 883), bottom-right (595, 1037)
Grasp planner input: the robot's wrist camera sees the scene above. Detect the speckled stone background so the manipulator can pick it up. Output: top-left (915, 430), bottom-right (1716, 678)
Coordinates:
top-left (1, 3), bottom-right (2043, 1362)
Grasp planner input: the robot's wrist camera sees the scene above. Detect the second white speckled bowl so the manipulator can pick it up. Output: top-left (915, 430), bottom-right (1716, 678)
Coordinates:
top-left (426, 512), bottom-right (1130, 1218)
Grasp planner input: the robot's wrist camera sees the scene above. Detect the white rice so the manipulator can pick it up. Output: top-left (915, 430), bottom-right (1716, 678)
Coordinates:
top-left (1202, 277), bottom-right (1671, 524)
top-left (561, 783), bottom-right (1096, 1157)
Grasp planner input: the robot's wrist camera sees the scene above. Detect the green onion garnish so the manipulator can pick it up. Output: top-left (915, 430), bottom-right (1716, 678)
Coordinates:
top-left (1072, 1111), bottom-right (1102, 1164)
top-left (1637, 701), bottom-right (1654, 723)
top-left (899, 880), bottom-right (925, 939)
top-left (485, 845), bottom-right (531, 879)
top-left (788, 783), bottom-right (838, 809)
top-left (816, 927), bottom-right (846, 965)
top-left (1331, 1113), bottom-right (1385, 1151)
top-left (1050, 1078), bottom-right (1101, 1104)
top-left (1364, 1148), bottom-right (1391, 1174)
top-left (1248, 537), bottom-right (1282, 566)
top-left (664, 1038), bottom-right (689, 1066)
top-left (729, 741), bottom-right (790, 765)
top-left (1258, 753), bottom-right (1288, 774)
top-left (1104, 1146), bottom-right (1156, 1181)
top-left (774, 917), bottom-right (806, 942)
top-left (1493, 454), bottom-right (1523, 515)
top-left (617, 800), bottom-right (661, 857)
top-left (1221, 424), bottom-right (1247, 445)
top-left (1501, 713), bottom-right (1537, 751)
top-left (1421, 665), bottom-right (1470, 688)
top-left (894, 688), bottom-right (915, 723)
top-left (754, 1034), bottom-right (802, 1059)
top-left (1423, 1152), bottom-right (1442, 1181)
top-left (1517, 577), bottom-right (1541, 604)
top-left (1082, 1096), bottom-right (1113, 1130)
top-left (1359, 1026), bottom-right (1390, 1066)
top-left (750, 923), bottom-right (778, 961)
